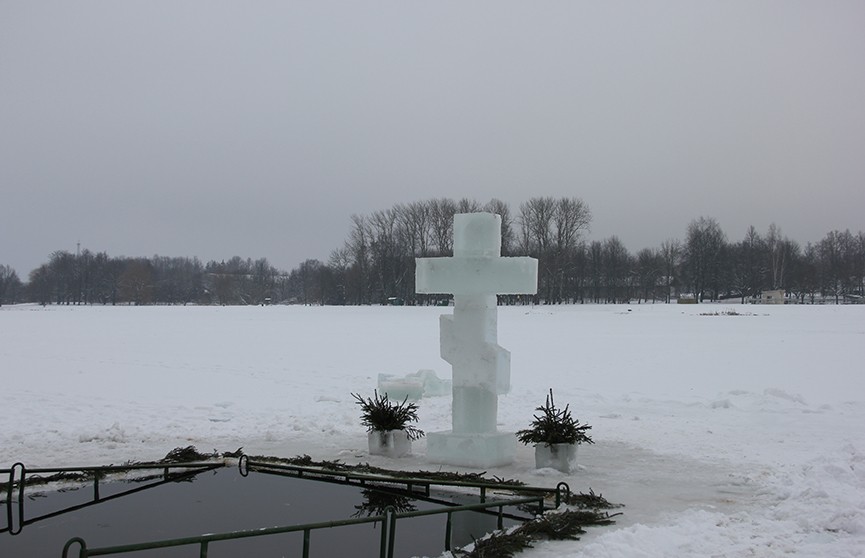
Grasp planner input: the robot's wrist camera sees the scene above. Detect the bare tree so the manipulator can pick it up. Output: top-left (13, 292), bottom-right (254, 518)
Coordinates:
top-left (816, 229), bottom-right (858, 303)
top-left (345, 214), bottom-right (372, 304)
top-left (766, 223), bottom-right (785, 290)
top-left (586, 240), bottom-right (603, 303)
top-left (429, 198), bottom-right (457, 256)
top-left (856, 231), bottom-right (865, 298)
top-left (118, 259), bottom-right (153, 305)
top-left (551, 198), bottom-right (592, 303)
top-left (659, 239), bottom-right (681, 302)
top-left (456, 197), bottom-right (482, 214)
top-left (48, 251), bottom-right (77, 304)
top-left (28, 265), bottom-right (53, 305)
top-left (517, 197), bottom-right (591, 303)
top-left (250, 257), bottom-right (278, 305)
top-left (601, 236), bottom-right (631, 303)
top-left (396, 200), bottom-right (433, 258)
top-left (289, 259), bottom-right (328, 305)
top-left (0, 265), bottom-right (22, 306)
top-left (518, 197), bottom-right (556, 255)
top-left (518, 197), bottom-right (556, 301)
top-left (684, 217), bottom-right (727, 302)
top-left (368, 208), bottom-right (404, 303)
top-left (554, 198), bottom-right (592, 254)
top-left (635, 248), bottom-right (661, 303)
top-left (730, 226), bottom-right (767, 303)
top-left (327, 247), bottom-right (353, 305)
top-left (483, 198), bottom-right (515, 255)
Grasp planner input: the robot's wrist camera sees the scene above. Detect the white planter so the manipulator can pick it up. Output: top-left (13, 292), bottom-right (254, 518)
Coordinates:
top-left (534, 443), bottom-right (577, 474)
top-left (368, 430), bottom-right (412, 458)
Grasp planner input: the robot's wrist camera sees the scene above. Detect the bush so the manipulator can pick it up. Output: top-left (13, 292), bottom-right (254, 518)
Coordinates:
top-left (352, 390), bottom-right (425, 441)
top-left (516, 389), bottom-right (593, 447)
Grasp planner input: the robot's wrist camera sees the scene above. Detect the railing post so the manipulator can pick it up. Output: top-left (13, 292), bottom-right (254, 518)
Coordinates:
top-left (444, 511), bottom-right (453, 551)
top-left (556, 482), bottom-right (570, 508)
top-left (379, 512), bottom-right (388, 558)
top-left (302, 528), bottom-right (311, 558)
top-left (385, 505), bottom-right (397, 558)
top-left (199, 540), bottom-right (208, 558)
top-left (10, 462), bottom-right (25, 535)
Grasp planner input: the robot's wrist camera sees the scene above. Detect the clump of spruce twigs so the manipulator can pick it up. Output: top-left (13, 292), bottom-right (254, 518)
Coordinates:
top-left (159, 446), bottom-right (219, 463)
top-left (352, 390), bottom-right (425, 441)
top-left (351, 488), bottom-right (417, 518)
top-left (516, 389), bottom-right (593, 447)
top-left (564, 488), bottom-right (624, 510)
top-left (456, 508), bottom-right (621, 558)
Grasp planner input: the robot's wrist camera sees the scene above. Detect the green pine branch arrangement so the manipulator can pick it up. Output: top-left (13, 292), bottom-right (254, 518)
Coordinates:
top-left (352, 390), bottom-right (425, 441)
top-left (516, 389), bottom-right (594, 447)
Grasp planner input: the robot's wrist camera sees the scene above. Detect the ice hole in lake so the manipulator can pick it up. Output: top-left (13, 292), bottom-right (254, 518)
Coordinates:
top-left (2, 465), bottom-right (529, 558)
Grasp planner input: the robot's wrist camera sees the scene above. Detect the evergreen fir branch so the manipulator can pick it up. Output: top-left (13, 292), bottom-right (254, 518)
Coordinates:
top-left (516, 389), bottom-right (594, 446)
top-left (352, 390), bottom-right (425, 441)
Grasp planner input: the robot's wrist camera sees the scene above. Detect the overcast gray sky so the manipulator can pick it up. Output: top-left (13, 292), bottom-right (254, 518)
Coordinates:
top-left (2, 1), bottom-right (863, 276)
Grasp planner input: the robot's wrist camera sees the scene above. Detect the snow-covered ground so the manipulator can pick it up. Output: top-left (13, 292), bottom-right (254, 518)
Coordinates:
top-left (2, 303), bottom-right (863, 557)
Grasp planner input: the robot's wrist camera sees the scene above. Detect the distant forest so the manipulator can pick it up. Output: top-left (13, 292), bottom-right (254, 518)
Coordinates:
top-left (1, 197), bottom-right (863, 307)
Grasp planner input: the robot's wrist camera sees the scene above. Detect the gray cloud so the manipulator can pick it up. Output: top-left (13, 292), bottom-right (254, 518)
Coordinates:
top-left (2, 1), bottom-right (864, 276)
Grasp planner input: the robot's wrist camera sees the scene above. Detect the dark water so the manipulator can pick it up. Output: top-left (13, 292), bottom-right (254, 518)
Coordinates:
top-left (1, 467), bottom-right (523, 557)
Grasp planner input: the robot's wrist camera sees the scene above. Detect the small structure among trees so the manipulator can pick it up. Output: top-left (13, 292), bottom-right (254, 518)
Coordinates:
top-left (758, 289), bottom-right (786, 304)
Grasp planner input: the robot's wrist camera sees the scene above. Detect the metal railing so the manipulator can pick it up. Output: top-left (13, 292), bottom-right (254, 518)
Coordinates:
top-left (4, 457), bottom-right (573, 558)
top-left (2, 461), bottom-right (221, 536)
top-left (243, 457), bottom-right (571, 509)
top-left (61, 494), bottom-right (546, 558)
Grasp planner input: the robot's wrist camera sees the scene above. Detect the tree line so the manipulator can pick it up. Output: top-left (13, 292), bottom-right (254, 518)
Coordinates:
top-left (1, 196), bottom-right (863, 306)
top-left (1, 254), bottom-right (298, 307)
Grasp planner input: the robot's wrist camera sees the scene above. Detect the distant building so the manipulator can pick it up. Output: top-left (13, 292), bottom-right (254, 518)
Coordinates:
top-left (759, 289), bottom-right (785, 304)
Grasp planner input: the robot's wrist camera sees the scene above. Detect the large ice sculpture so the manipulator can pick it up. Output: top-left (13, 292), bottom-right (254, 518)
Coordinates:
top-left (416, 213), bottom-right (538, 467)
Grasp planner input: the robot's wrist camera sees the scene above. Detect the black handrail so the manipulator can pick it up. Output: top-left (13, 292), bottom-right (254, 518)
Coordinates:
top-left (2, 462), bottom-right (221, 536)
top-left (61, 495), bottom-right (546, 558)
top-left (4, 457), bottom-right (575, 558)
top-left (244, 457), bottom-right (571, 507)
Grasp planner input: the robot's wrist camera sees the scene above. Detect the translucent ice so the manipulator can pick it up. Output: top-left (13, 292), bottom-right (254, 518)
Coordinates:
top-left (377, 369), bottom-right (452, 401)
top-left (415, 213), bottom-right (538, 468)
top-left (368, 430), bottom-right (412, 458)
top-left (377, 374), bottom-right (424, 401)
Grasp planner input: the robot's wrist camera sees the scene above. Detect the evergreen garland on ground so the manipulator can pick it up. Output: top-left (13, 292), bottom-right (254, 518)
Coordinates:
top-left (244, 453), bottom-right (525, 485)
top-left (456, 508), bottom-right (622, 558)
top-left (564, 488), bottom-right (623, 510)
top-left (160, 446), bottom-right (219, 463)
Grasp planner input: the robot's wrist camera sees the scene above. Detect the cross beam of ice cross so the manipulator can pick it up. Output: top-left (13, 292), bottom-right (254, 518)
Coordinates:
top-left (415, 213), bottom-right (538, 468)
top-left (415, 214), bottom-right (537, 296)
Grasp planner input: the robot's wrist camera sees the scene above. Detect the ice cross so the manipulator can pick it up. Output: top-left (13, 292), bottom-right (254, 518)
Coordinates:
top-left (416, 213), bottom-right (538, 468)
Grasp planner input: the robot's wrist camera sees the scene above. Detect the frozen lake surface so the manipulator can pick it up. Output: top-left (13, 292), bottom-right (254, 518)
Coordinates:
top-left (2, 303), bottom-right (863, 557)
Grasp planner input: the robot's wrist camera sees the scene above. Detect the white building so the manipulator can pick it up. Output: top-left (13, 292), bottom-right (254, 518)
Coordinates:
top-left (759, 289), bottom-right (786, 304)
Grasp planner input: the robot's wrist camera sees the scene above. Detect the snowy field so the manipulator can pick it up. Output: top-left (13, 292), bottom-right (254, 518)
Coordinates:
top-left (2, 303), bottom-right (864, 557)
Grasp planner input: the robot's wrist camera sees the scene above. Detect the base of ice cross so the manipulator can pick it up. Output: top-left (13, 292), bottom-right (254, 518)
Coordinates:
top-left (426, 431), bottom-right (516, 468)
